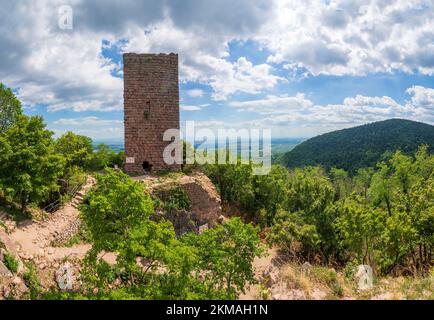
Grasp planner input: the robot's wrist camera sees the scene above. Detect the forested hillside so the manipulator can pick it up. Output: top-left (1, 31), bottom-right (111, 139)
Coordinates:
top-left (283, 119), bottom-right (434, 173)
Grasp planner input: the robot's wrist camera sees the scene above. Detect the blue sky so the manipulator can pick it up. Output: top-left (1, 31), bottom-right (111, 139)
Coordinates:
top-left (1, 1), bottom-right (433, 141)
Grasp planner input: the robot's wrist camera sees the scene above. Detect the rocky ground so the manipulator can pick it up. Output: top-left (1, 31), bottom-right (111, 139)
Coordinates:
top-left (240, 246), bottom-right (433, 300)
top-left (0, 176), bottom-right (97, 298)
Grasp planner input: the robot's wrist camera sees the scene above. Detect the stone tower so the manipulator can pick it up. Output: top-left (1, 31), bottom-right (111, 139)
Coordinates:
top-left (123, 53), bottom-right (180, 174)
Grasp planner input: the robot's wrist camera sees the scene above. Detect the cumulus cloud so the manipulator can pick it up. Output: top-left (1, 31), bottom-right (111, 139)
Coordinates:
top-left (208, 57), bottom-right (285, 100)
top-left (261, 0), bottom-right (434, 76)
top-left (1, 1), bottom-right (123, 113)
top-left (181, 103), bottom-right (210, 111)
top-left (0, 0), bottom-right (279, 109)
top-left (229, 86), bottom-right (434, 131)
top-left (1, 0), bottom-right (433, 115)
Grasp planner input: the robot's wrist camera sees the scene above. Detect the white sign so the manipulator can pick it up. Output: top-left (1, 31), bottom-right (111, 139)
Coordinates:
top-left (126, 157), bottom-right (135, 164)
top-left (198, 223), bottom-right (209, 234)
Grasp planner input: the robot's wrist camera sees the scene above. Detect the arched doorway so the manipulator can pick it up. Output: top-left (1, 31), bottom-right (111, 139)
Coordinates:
top-left (142, 161), bottom-right (152, 173)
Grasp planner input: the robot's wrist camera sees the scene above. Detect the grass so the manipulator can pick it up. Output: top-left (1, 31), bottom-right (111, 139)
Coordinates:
top-left (279, 262), bottom-right (434, 300)
top-left (281, 264), bottom-right (344, 299)
top-left (155, 170), bottom-right (185, 179)
top-left (309, 267), bottom-right (344, 297)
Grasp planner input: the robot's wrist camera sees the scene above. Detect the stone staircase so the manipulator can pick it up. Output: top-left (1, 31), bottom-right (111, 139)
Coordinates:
top-left (70, 176), bottom-right (95, 209)
top-left (71, 191), bottom-right (84, 209)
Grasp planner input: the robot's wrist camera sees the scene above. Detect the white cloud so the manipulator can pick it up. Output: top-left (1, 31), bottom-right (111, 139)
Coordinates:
top-left (124, 18), bottom-right (284, 100)
top-left (405, 85), bottom-right (434, 122)
top-left (186, 89), bottom-right (204, 98)
top-left (208, 57), bottom-right (285, 100)
top-left (229, 93), bottom-right (313, 113)
top-left (54, 116), bottom-right (122, 126)
top-left (260, 0), bottom-right (434, 76)
top-left (1, 0), bottom-right (434, 115)
top-left (228, 86), bottom-right (434, 135)
top-left (181, 105), bottom-right (202, 111)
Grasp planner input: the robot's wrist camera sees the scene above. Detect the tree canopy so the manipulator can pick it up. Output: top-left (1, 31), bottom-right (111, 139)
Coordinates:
top-left (283, 119), bottom-right (434, 173)
top-left (0, 83), bottom-right (22, 133)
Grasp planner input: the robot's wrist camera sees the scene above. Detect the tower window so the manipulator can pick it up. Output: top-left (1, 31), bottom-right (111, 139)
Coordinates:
top-left (144, 101), bottom-right (151, 120)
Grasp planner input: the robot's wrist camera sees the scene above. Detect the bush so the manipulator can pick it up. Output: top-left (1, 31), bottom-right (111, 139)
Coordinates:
top-left (3, 252), bottom-right (18, 273)
top-left (156, 186), bottom-right (192, 213)
top-left (23, 261), bottom-right (41, 299)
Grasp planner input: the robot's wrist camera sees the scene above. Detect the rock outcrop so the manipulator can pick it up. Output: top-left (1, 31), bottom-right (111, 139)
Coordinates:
top-left (137, 172), bottom-right (222, 234)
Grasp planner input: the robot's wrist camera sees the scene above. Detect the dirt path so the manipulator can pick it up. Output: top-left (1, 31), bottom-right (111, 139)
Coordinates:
top-left (9, 177), bottom-right (95, 262)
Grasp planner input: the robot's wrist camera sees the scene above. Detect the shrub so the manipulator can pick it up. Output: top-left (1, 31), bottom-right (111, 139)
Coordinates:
top-left (163, 187), bottom-right (191, 213)
top-left (3, 252), bottom-right (18, 273)
top-left (23, 261), bottom-right (41, 299)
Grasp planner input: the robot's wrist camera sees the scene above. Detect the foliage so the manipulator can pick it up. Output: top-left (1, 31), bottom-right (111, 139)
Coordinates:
top-left (155, 186), bottom-right (192, 213)
top-left (204, 144), bottom-right (433, 275)
top-left (23, 261), bottom-right (41, 299)
top-left (55, 131), bottom-right (93, 169)
top-left (267, 208), bottom-right (321, 255)
top-left (335, 196), bottom-right (385, 265)
top-left (77, 170), bottom-right (262, 299)
top-left (335, 146), bottom-right (434, 274)
top-left (203, 160), bottom-right (255, 211)
top-left (0, 83), bottom-right (22, 133)
top-left (309, 266), bottom-right (343, 297)
top-left (88, 144), bottom-right (124, 171)
top-left (0, 115), bottom-right (65, 211)
top-left (3, 252), bottom-right (18, 273)
top-left (182, 217), bottom-right (264, 298)
top-left (80, 169), bottom-right (154, 254)
top-left (283, 119), bottom-right (434, 173)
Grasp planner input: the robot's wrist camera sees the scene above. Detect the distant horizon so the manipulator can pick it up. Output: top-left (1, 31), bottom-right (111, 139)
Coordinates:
top-left (88, 117), bottom-right (434, 145)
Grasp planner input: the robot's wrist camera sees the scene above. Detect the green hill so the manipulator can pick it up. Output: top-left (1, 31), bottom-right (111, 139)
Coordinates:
top-left (283, 119), bottom-right (434, 173)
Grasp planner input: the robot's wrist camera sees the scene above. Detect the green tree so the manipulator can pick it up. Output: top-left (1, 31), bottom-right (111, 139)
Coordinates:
top-left (80, 170), bottom-right (201, 298)
top-left (251, 165), bottom-right (291, 226)
top-left (330, 167), bottom-right (352, 199)
top-left (353, 167), bottom-right (374, 199)
top-left (0, 83), bottom-right (22, 133)
top-left (204, 160), bottom-right (254, 210)
top-left (55, 131), bottom-right (93, 169)
top-left (88, 143), bottom-right (117, 171)
top-left (0, 115), bottom-right (65, 211)
top-left (285, 167), bottom-right (338, 259)
top-left (369, 162), bottom-right (394, 216)
top-left (182, 217), bottom-right (263, 298)
top-left (267, 208), bottom-right (321, 258)
top-left (81, 169), bottom-right (155, 255)
top-left (335, 196), bottom-right (385, 265)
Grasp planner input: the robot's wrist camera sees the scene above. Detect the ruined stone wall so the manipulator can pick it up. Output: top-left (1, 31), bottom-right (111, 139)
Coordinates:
top-left (123, 53), bottom-right (180, 174)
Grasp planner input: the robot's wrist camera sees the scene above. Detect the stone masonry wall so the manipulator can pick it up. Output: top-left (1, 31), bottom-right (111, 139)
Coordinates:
top-left (124, 53), bottom-right (181, 174)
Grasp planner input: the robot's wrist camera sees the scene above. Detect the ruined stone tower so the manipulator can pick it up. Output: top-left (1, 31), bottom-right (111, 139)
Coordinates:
top-left (123, 53), bottom-right (180, 174)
